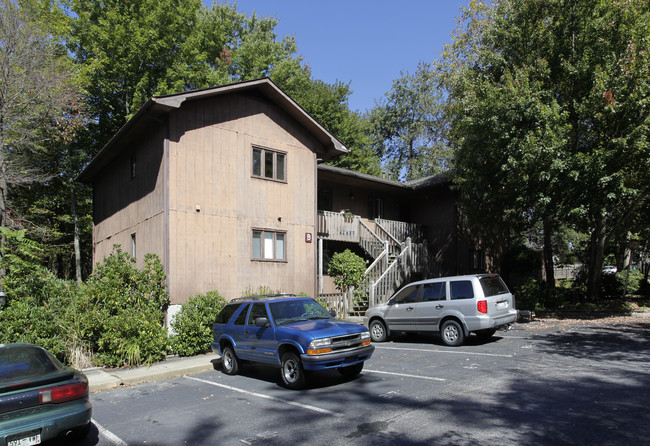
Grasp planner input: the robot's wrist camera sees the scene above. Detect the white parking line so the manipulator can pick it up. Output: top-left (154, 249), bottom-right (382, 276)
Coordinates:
top-left (184, 376), bottom-right (343, 417)
top-left (93, 419), bottom-right (128, 446)
top-left (364, 369), bottom-right (446, 381)
top-left (374, 345), bottom-right (514, 358)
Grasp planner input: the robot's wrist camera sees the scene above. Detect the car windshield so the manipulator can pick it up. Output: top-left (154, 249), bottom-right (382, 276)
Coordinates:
top-left (0, 345), bottom-right (62, 385)
top-left (479, 276), bottom-right (510, 297)
top-left (269, 299), bottom-right (331, 326)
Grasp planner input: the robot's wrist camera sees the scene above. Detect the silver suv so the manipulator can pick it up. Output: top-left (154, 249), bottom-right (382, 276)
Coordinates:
top-left (364, 274), bottom-right (517, 346)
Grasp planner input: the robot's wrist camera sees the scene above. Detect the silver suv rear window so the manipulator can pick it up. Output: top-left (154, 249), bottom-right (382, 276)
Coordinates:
top-left (479, 276), bottom-right (510, 297)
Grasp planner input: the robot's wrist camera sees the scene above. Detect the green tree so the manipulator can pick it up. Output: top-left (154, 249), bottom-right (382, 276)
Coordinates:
top-left (68, 0), bottom-right (202, 146)
top-left (158, 3), bottom-right (303, 93)
top-left (327, 249), bottom-right (366, 294)
top-left (69, 0), bottom-right (379, 174)
top-left (370, 62), bottom-right (451, 181)
top-left (0, 0), bottom-right (82, 230)
top-left (442, 0), bottom-right (650, 297)
top-left (0, 227), bottom-right (49, 303)
top-left (281, 76), bottom-right (381, 176)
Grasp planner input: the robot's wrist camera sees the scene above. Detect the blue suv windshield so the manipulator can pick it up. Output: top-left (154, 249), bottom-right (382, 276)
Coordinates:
top-left (269, 299), bottom-right (331, 326)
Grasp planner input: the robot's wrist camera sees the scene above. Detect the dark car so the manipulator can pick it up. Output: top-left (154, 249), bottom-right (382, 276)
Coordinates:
top-left (212, 294), bottom-right (374, 389)
top-left (0, 343), bottom-right (92, 446)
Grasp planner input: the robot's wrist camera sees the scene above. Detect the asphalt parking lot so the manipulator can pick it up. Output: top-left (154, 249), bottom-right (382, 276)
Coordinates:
top-left (67, 315), bottom-right (650, 446)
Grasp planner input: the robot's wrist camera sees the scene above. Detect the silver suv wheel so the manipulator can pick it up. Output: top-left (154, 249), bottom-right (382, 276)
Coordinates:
top-left (441, 320), bottom-right (465, 347)
top-left (370, 320), bottom-right (387, 342)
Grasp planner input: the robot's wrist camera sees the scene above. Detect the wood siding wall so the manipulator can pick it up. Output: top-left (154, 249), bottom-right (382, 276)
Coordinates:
top-left (92, 122), bottom-right (167, 271)
top-left (166, 94), bottom-right (320, 303)
top-left (317, 179), bottom-right (407, 221)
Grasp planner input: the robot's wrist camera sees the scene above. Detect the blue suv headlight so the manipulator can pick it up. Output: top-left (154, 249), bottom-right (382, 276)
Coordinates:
top-left (307, 338), bottom-right (332, 354)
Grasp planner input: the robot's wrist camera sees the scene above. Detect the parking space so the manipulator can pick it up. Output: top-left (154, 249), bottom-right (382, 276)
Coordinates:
top-left (69, 319), bottom-right (650, 446)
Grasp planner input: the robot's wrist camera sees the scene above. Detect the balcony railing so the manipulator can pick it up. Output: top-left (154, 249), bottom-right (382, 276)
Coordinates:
top-left (317, 211), bottom-right (359, 243)
top-left (317, 210), bottom-right (432, 315)
top-left (375, 218), bottom-right (426, 243)
top-left (368, 239), bottom-right (430, 307)
top-left (318, 212), bottom-right (426, 246)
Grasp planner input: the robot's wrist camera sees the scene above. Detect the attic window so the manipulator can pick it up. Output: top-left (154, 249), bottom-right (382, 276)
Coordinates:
top-left (252, 147), bottom-right (286, 182)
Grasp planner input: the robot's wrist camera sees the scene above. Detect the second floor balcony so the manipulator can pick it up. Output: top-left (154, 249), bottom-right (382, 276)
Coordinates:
top-left (317, 210), bottom-right (425, 245)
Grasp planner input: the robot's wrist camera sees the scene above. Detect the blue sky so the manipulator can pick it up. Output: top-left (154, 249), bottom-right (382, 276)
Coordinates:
top-left (229, 1), bottom-right (467, 113)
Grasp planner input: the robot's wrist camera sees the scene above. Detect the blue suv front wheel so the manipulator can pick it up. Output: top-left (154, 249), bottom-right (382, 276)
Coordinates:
top-left (281, 352), bottom-right (305, 390)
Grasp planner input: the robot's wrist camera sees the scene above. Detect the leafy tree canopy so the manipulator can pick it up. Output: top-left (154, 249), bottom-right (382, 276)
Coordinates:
top-left (67, 0), bottom-right (377, 176)
top-left (0, 0), bottom-right (82, 227)
top-left (369, 62), bottom-right (451, 181)
top-left (441, 0), bottom-right (650, 297)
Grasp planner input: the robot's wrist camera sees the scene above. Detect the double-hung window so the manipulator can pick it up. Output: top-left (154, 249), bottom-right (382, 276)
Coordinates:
top-left (252, 147), bottom-right (286, 181)
top-left (252, 230), bottom-right (286, 261)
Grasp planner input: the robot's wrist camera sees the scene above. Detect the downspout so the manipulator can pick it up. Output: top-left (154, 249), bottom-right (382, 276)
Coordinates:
top-left (164, 115), bottom-right (171, 307)
top-left (315, 157), bottom-right (321, 297)
top-left (318, 238), bottom-right (323, 294)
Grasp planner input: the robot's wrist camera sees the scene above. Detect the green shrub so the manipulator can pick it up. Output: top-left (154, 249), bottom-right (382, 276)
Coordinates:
top-left (0, 228), bottom-right (54, 305)
top-left (170, 290), bottom-right (227, 357)
top-left (93, 306), bottom-right (169, 367)
top-left (0, 228), bottom-right (81, 363)
top-left (0, 233), bottom-right (172, 367)
top-left (601, 270), bottom-right (645, 297)
top-left (82, 246), bottom-right (170, 367)
top-left (328, 249), bottom-right (366, 293)
top-left (514, 278), bottom-right (577, 311)
top-left (0, 299), bottom-right (67, 359)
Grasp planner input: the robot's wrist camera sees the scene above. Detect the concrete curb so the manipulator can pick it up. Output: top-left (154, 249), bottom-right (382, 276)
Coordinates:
top-left (85, 353), bottom-right (218, 393)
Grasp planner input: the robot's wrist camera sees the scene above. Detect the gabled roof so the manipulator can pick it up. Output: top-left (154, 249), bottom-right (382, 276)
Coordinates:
top-left (78, 78), bottom-right (348, 183)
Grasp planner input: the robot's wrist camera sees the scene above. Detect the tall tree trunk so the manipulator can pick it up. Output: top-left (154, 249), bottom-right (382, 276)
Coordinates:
top-left (587, 214), bottom-right (607, 299)
top-left (543, 217), bottom-right (555, 288)
top-left (0, 127), bottom-right (7, 278)
top-left (0, 124), bottom-right (6, 229)
top-left (71, 186), bottom-right (82, 283)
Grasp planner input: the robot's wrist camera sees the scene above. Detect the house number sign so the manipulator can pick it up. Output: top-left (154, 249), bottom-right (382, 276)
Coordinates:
top-left (305, 233), bottom-right (312, 243)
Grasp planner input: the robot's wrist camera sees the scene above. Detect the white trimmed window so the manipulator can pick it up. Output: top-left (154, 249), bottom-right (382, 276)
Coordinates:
top-left (252, 230), bottom-right (286, 261)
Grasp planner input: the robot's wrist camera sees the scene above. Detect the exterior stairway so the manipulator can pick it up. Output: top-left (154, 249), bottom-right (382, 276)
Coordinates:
top-left (317, 211), bottom-right (431, 316)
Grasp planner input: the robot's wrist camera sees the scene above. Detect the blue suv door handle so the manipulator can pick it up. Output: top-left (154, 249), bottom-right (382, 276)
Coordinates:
top-left (406, 306), bottom-right (414, 311)
top-left (435, 305), bottom-right (444, 309)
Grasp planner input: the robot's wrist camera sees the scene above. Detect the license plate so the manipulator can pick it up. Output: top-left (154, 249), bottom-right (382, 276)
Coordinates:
top-left (496, 301), bottom-right (508, 310)
top-left (7, 430), bottom-right (41, 446)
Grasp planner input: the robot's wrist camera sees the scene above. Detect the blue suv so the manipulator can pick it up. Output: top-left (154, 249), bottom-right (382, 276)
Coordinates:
top-left (211, 295), bottom-right (374, 389)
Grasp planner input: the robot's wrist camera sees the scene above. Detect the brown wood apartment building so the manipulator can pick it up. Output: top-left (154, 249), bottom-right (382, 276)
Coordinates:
top-left (78, 78), bottom-right (484, 314)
